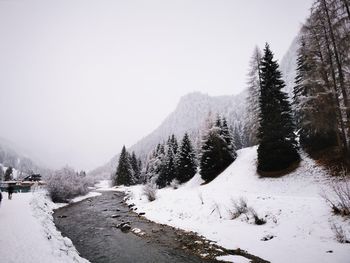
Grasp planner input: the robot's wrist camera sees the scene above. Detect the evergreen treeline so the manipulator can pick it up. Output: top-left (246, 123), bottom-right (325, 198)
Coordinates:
top-left (114, 0), bottom-right (350, 186)
top-left (122, 115), bottom-right (237, 188)
top-left (293, 0), bottom-right (350, 157)
top-left (144, 133), bottom-right (198, 188)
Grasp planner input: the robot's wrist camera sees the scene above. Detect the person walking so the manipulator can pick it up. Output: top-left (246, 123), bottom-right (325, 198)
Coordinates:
top-left (0, 190), bottom-right (2, 207)
top-left (8, 184), bottom-right (14, 200)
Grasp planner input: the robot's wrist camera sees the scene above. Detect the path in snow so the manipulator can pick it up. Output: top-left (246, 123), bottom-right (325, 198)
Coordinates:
top-left (0, 191), bottom-right (88, 263)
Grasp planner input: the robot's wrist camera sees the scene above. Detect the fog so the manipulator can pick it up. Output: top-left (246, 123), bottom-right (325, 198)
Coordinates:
top-left (0, 0), bottom-right (313, 171)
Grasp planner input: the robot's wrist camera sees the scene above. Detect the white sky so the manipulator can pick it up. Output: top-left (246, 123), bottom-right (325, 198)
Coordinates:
top-left (0, 0), bottom-right (313, 171)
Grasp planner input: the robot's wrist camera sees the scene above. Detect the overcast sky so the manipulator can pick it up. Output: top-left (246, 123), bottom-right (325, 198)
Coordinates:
top-left (0, 0), bottom-right (313, 171)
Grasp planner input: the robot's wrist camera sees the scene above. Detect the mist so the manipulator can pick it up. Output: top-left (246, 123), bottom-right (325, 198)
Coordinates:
top-left (0, 0), bottom-right (313, 171)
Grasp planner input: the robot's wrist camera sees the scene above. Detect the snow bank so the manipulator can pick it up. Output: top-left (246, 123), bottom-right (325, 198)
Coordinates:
top-left (0, 191), bottom-right (91, 263)
top-left (124, 147), bottom-right (350, 263)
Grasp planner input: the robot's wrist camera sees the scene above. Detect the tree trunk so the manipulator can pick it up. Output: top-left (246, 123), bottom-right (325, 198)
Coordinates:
top-left (321, 0), bottom-right (350, 150)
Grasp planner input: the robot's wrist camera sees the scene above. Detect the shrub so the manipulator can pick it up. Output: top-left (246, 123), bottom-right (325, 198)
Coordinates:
top-left (228, 197), bottom-right (266, 225)
top-left (330, 223), bottom-right (349, 243)
top-left (210, 202), bottom-right (222, 219)
top-left (321, 169), bottom-right (350, 217)
top-left (228, 197), bottom-right (249, 219)
top-left (143, 183), bottom-right (157, 202)
top-left (249, 207), bottom-right (266, 225)
top-left (46, 167), bottom-right (91, 203)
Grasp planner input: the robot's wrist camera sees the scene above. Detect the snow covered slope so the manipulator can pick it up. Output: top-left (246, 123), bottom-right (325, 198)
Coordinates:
top-left (91, 91), bottom-right (247, 178)
top-left (0, 137), bottom-right (50, 177)
top-left (0, 191), bottom-right (89, 263)
top-left (124, 147), bottom-right (350, 263)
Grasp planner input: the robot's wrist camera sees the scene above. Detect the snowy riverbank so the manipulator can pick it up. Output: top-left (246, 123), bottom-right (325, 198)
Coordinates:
top-left (123, 147), bottom-right (350, 263)
top-left (0, 190), bottom-right (100, 263)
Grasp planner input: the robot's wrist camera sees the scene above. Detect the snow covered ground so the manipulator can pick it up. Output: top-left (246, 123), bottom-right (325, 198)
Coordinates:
top-left (124, 147), bottom-right (350, 263)
top-left (0, 189), bottom-right (100, 263)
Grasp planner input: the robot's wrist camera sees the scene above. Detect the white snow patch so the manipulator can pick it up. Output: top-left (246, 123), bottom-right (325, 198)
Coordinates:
top-left (125, 147), bottom-right (350, 263)
top-left (0, 191), bottom-right (89, 263)
top-left (70, 191), bottom-right (101, 203)
top-left (216, 255), bottom-right (251, 263)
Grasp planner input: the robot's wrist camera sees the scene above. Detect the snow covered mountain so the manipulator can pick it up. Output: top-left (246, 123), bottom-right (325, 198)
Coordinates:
top-left (0, 137), bottom-right (50, 178)
top-left (280, 34), bottom-right (301, 98)
top-left (91, 33), bottom-right (301, 179)
top-left (90, 91), bottom-right (247, 178)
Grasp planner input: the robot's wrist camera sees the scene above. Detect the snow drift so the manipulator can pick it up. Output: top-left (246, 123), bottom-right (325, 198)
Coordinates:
top-left (124, 147), bottom-right (350, 263)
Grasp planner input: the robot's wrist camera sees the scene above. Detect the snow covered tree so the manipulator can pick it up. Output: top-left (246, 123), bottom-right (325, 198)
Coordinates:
top-left (200, 115), bottom-right (236, 182)
top-left (169, 134), bottom-right (178, 155)
top-left (47, 166), bottom-right (91, 203)
top-left (4, 166), bottom-right (13, 181)
top-left (244, 46), bottom-right (262, 146)
top-left (130, 151), bottom-right (141, 183)
top-left (114, 146), bottom-right (133, 186)
top-left (257, 44), bottom-right (300, 173)
top-left (176, 133), bottom-right (197, 184)
top-left (293, 38), bottom-right (338, 151)
top-left (156, 139), bottom-right (177, 188)
top-left (144, 143), bottom-right (165, 184)
top-left (292, 0), bottom-right (350, 159)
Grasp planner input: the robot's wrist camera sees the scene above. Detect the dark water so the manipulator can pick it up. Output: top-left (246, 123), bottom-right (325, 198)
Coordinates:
top-left (53, 191), bottom-right (219, 263)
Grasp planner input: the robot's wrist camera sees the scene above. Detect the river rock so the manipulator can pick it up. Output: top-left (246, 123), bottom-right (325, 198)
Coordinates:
top-left (111, 214), bottom-right (121, 218)
top-left (120, 223), bottom-right (131, 233)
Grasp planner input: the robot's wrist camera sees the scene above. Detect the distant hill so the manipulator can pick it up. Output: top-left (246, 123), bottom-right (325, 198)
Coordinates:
top-left (90, 91), bottom-right (247, 178)
top-left (0, 137), bottom-right (50, 178)
top-left (91, 32), bottom-right (301, 179)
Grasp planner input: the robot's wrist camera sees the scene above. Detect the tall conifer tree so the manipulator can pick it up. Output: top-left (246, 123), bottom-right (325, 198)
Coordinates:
top-left (114, 146), bottom-right (133, 186)
top-left (176, 133), bottom-right (197, 183)
top-left (257, 44), bottom-right (300, 172)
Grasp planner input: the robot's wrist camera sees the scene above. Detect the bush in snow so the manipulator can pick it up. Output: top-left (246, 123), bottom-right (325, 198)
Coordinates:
top-left (321, 170), bottom-right (350, 217)
top-left (228, 197), bottom-right (266, 225)
top-left (210, 202), bottom-right (222, 219)
top-left (249, 207), bottom-right (266, 225)
top-left (228, 197), bottom-right (249, 219)
top-left (143, 183), bottom-right (157, 202)
top-left (330, 223), bottom-right (349, 243)
top-left (46, 166), bottom-right (91, 203)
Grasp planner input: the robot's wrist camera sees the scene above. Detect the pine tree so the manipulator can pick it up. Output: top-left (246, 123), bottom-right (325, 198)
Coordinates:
top-left (114, 146), bottom-right (133, 186)
top-left (200, 116), bottom-right (236, 182)
top-left (244, 46), bottom-right (262, 146)
top-left (257, 44), bottom-right (300, 173)
top-left (130, 151), bottom-right (141, 184)
top-left (144, 143), bottom-right (165, 183)
top-left (156, 135), bottom-right (178, 188)
top-left (176, 133), bottom-right (197, 184)
top-left (4, 167), bottom-right (13, 181)
top-left (169, 134), bottom-right (178, 155)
